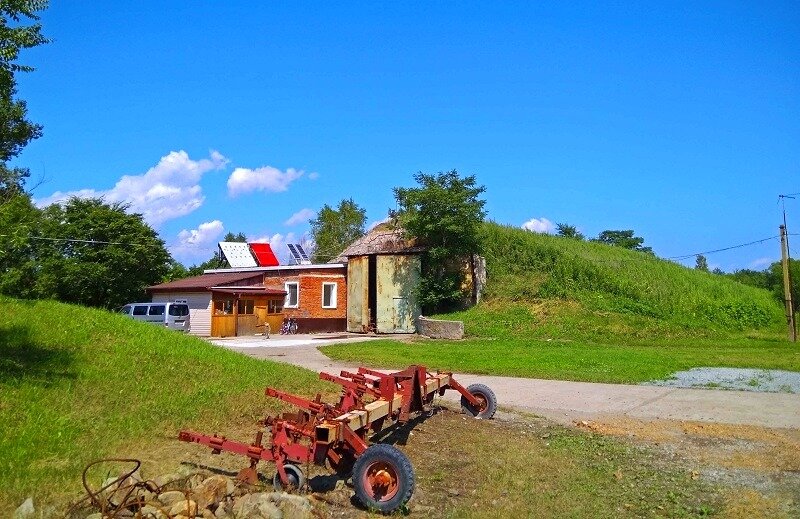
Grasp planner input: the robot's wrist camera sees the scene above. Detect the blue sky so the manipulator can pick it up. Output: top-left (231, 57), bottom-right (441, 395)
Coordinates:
top-left (13, 2), bottom-right (800, 268)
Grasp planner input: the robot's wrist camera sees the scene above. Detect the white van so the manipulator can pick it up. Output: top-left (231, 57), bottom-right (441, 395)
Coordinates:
top-left (120, 302), bottom-right (190, 332)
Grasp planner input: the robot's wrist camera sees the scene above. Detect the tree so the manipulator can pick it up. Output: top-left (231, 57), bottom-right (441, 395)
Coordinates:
top-left (593, 230), bottom-right (653, 254)
top-left (394, 170), bottom-right (486, 312)
top-left (309, 199), bottom-right (366, 263)
top-left (32, 197), bottom-right (171, 309)
top-left (556, 223), bottom-right (584, 240)
top-left (0, 1), bottom-right (49, 198)
top-left (0, 192), bottom-right (43, 298)
top-left (695, 254), bottom-right (709, 272)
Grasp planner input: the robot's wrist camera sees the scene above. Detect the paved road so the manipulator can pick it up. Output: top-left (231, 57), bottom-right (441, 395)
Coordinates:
top-left (211, 336), bottom-right (800, 429)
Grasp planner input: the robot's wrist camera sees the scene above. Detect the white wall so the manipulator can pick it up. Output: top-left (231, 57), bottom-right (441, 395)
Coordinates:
top-left (151, 292), bottom-right (212, 336)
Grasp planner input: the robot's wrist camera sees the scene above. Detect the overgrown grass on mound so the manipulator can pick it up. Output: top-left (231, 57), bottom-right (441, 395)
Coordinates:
top-left (479, 222), bottom-right (785, 334)
top-left (0, 296), bottom-right (331, 515)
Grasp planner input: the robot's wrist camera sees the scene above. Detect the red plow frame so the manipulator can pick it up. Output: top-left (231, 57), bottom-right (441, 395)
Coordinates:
top-left (179, 365), bottom-right (497, 513)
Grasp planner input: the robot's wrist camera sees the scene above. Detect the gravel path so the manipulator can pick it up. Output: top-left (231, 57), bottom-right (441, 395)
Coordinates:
top-left (644, 367), bottom-right (800, 393)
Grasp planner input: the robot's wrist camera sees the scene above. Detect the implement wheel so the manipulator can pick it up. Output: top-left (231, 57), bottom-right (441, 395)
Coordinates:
top-left (352, 444), bottom-right (414, 514)
top-left (273, 463), bottom-right (305, 491)
top-left (461, 383), bottom-right (497, 419)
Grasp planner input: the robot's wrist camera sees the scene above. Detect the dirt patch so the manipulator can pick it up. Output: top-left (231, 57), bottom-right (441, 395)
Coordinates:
top-left (574, 417), bottom-right (800, 517)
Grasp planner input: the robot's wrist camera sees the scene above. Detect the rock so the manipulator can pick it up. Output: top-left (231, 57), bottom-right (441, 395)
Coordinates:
top-left (13, 497), bottom-right (34, 519)
top-left (154, 472), bottom-right (186, 492)
top-left (269, 493), bottom-right (312, 519)
top-left (232, 493), bottom-right (283, 519)
top-left (202, 509), bottom-right (217, 519)
top-left (138, 505), bottom-right (160, 518)
top-left (85, 514), bottom-right (102, 519)
top-left (158, 490), bottom-right (188, 507)
top-left (169, 499), bottom-right (198, 517)
top-left (215, 499), bottom-right (235, 519)
top-left (192, 475), bottom-right (233, 509)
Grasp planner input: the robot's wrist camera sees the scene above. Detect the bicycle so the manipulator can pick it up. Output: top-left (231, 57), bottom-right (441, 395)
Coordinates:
top-left (280, 317), bottom-right (298, 335)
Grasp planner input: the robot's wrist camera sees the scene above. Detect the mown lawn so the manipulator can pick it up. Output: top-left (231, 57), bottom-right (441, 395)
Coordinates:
top-left (320, 336), bottom-right (800, 383)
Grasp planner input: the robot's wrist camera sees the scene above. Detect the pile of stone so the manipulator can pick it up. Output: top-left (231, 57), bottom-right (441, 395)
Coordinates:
top-left (48, 466), bottom-right (314, 519)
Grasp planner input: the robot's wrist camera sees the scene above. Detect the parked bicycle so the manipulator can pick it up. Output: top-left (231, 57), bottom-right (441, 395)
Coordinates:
top-left (280, 317), bottom-right (298, 335)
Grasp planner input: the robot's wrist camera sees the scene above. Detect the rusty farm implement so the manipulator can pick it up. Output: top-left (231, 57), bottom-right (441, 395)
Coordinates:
top-left (179, 365), bottom-right (497, 513)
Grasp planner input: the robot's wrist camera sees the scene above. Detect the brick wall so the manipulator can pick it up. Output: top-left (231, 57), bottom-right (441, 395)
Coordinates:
top-left (262, 268), bottom-right (347, 321)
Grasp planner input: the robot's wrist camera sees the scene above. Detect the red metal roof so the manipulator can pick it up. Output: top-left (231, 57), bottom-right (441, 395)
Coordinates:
top-left (249, 242), bottom-right (280, 267)
top-left (147, 272), bottom-right (264, 292)
top-left (211, 287), bottom-right (286, 296)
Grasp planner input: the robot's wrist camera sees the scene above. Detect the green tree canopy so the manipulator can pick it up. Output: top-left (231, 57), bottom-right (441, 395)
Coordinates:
top-left (556, 223), bottom-right (584, 240)
top-left (394, 170), bottom-right (486, 312)
top-left (309, 199), bottom-right (366, 263)
top-left (0, 0), bottom-right (49, 198)
top-left (695, 254), bottom-right (709, 272)
top-left (33, 198), bottom-right (172, 308)
top-left (594, 229), bottom-right (653, 254)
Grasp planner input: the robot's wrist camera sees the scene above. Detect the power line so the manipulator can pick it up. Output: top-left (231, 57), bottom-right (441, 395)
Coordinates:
top-left (666, 235), bottom-right (780, 261)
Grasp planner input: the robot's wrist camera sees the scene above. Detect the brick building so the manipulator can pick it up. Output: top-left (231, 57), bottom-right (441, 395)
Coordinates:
top-left (147, 263), bottom-right (347, 337)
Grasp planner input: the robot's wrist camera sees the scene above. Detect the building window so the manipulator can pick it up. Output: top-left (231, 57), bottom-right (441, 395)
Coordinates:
top-left (214, 300), bottom-right (234, 315)
top-left (237, 299), bottom-right (254, 315)
top-left (268, 299), bottom-right (284, 314)
top-left (322, 282), bottom-right (337, 309)
top-left (285, 282), bottom-right (299, 308)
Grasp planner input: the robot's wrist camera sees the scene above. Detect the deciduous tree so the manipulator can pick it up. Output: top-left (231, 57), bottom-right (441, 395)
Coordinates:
top-left (394, 170), bottom-right (486, 312)
top-left (556, 223), bottom-right (584, 240)
top-left (33, 198), bottom-right (171, 308)
top-left (0, 0), bottom-right (49, 198)
top-left (695, 254), bottom-right (709, 272)
top-left (594, 229), bottom-right (653, 254)
top-left (309, 199), bottom-right (366, 263)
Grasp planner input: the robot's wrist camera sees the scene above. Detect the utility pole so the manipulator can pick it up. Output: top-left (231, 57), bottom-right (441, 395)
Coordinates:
top-left (779, 224), bottom-right (796, 342)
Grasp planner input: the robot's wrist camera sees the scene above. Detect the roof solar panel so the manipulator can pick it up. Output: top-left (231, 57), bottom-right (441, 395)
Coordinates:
top-left (248, 242), bottom-right (280, 267)
top-left (218, 242), bottom-right (258, 268)
top-left (287, 243), bottom-right (312, 265)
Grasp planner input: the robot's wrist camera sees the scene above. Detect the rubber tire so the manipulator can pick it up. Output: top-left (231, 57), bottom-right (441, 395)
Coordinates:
top-left (460, 383), bottom-right (498, 419)
top-left (273, 463), bottom-right (305, 491)
top-left (352, 444), bottom-right (415, 514)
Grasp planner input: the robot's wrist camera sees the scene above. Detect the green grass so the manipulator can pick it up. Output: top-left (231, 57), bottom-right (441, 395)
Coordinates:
top-left (321, 223), bottom-right (799, 382)
top-left (0, 296), bottom-right (332, 514)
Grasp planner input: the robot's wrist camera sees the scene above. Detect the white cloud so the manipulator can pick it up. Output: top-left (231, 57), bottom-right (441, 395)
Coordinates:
top-left (521, 217), bottom-right (555, 234)
top-left (284, 208), bottom-right (315, 226)
top-left (308, 172), bottom-right (320, 180)
top-left (227, 165), bottom-right (304, 197)
top-left (749, 257), bottom-right (774, 270)
top-left (170, 220), bottom-right (225, 263)
top-left (35, 150), bottom-right (229, 227)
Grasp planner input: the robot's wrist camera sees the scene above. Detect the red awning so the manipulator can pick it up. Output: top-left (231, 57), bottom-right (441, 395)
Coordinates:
top-left (249, 242), bottom-right (280, 267)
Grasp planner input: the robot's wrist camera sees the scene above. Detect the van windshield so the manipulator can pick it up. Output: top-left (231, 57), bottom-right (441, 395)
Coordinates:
top-left (120, 306), bottom-right (131, 315)
top-left (169, 304), bottom-right (189, 316)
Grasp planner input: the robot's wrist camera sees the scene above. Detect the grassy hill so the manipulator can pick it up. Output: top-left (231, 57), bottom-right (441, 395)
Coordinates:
top-left (321, 223), bottom-right (798, 381)
top-left (0, 296), bottom-right (331, 514)
top-left (465, 224), bottom-right (784, 340)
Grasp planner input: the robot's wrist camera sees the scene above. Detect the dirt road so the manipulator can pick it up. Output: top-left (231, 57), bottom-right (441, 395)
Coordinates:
top-left (212, 337), bottom-right (800, 429)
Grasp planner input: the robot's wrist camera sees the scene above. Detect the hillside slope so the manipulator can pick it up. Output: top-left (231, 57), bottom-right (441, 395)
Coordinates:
top-left (0, 297), bottom-right (330, 514)
top-left (468, 222), bottom-right (786, 341)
